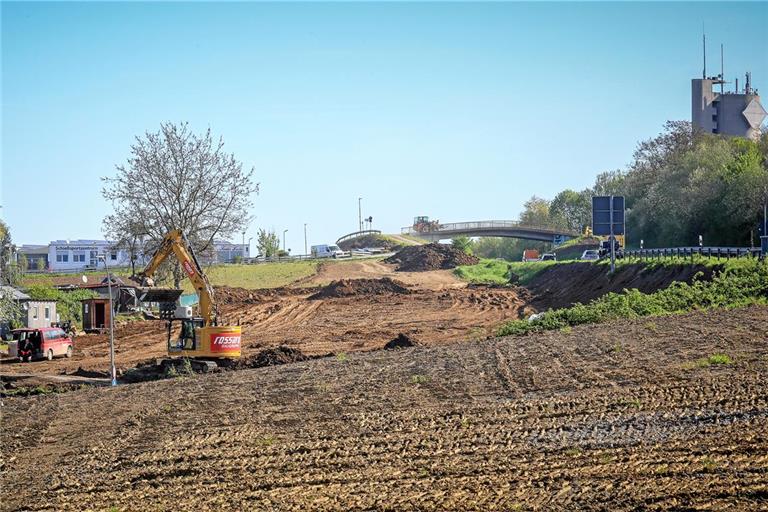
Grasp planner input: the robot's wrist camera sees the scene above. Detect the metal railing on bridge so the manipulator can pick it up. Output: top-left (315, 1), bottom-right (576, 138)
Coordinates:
top-left (401, 220), bottom-right (577, 237)
top-left (336, 229), bottom-right (382, 245)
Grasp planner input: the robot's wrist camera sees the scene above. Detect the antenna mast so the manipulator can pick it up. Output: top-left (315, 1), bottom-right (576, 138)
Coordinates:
top-left (702, 30), bottom-right (707, 79)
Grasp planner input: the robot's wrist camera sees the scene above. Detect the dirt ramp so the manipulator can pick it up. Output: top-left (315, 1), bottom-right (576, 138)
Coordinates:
top-left (385, 243), bottom-right (478, 272)
top-left (308, 278), bottom-right (411, 299)
top-left (527, 262), bottom-right (721, 310)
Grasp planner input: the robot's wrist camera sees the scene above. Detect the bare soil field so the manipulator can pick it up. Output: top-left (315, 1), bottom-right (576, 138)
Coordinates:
top-left (1, 305), bottom-right (766, 511)
top-left (1, 264), bottom-right (529, 377)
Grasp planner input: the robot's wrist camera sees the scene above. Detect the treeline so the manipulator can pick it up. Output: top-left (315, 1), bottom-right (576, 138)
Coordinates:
top-left (474, 121), bottom-right (768, 260)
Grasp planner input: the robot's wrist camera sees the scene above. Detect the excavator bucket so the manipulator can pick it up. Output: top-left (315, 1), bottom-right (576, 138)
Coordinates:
top-left (137, 287), bottom-right (183, 303)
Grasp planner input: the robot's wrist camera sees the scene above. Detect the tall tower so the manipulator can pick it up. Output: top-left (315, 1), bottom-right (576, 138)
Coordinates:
top-left (692, 40), bottom-right (767, 139)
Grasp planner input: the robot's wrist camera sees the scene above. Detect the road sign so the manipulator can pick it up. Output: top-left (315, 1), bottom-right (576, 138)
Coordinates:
top-left (592, 196), bottom-right (625, 236)
top-left (592, 195), bottom-right (625, 273)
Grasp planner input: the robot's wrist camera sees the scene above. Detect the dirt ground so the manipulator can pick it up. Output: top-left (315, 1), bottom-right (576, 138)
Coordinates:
top-left (1, 261), bottom-right (529, 377)
top-left (1, 305), bottom-right (766, 511)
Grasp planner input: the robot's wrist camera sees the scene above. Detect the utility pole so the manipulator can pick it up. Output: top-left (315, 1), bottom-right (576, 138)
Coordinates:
top-left (609, 195), bottom-right (616, 273)
top-left (358, 197), bottom-right (362, 232)
top-left (762, 187), bottom-right (768, 258)
top-left (283, 229), bottom-right (288, 253)
top-left (241, 231), bottom-right (246, 262)
top-left (100, 254), bottom-right (117, 387)
top-left (304, 223), bottom-right (308, 256)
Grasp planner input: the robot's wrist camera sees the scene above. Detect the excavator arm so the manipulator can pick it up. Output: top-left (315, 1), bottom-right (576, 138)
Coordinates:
top-left (133, 229), bottom-right (217, 326)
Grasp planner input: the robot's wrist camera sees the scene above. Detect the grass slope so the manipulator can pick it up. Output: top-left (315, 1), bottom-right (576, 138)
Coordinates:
top-left (184, 261), bottom-right (318, 292)
top-left (455, 259), bottom-right (557, 285)
top-left (498, 258), bottom-right (768, 336)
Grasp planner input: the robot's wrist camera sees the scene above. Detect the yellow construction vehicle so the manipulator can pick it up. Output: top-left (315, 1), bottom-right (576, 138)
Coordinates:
top-left (132, 229), bottom-right (241, 370)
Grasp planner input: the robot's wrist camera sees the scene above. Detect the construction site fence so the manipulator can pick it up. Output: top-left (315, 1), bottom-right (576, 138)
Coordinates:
top-left (624, 246), bottom-right (763, 261)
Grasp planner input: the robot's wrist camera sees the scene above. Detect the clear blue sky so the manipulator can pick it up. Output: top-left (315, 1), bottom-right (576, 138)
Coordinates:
top-left (2, 2), bottom-right (767, 253)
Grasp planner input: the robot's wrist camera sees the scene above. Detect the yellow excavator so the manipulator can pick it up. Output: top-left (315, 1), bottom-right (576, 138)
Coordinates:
top-left (132, 229), bottom-right (241, 371)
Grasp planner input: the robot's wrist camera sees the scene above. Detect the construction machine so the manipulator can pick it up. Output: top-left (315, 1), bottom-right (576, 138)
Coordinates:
top-left (132, 229), bottom-right (241, 371)
top-left (412, 216), bottom-right (440, 233)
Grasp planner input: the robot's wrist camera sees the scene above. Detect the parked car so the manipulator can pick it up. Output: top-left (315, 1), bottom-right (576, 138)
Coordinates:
top-left (580, 249), bottom-right (600, 261)
top-left (311, 244), bottom-right (347, 259)
top-left (12, 327), bottom-right (73, 362)
top-left (540, 253), bottom-right (557, 261)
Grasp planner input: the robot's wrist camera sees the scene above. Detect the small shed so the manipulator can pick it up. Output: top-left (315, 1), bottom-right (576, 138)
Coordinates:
top-left (0, 286), bottom-right (56, 334)
top-left (24, 301), bottom-right (57, 329)
top-left (81, 298), bottom-right (113, 333)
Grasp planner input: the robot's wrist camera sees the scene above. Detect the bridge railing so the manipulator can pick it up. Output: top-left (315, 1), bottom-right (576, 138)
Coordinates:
top-left (336, 229), bottom-right (382, 245)
top-left (401, 220), bottom-right (576, 236)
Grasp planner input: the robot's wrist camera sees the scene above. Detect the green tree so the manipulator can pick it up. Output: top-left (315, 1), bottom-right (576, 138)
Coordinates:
top-left (519, 196), bottom-right (551, 227)
top-left (18, 253), bottom-right (28, 273)
top-left (257, 229), bottom-right (280, 258)
top-left (550, 189), bottom-right (591, 233)
top-left (36, 257), bottom-right (45, 271)
top-left (0, 287), bottom-right (22, 329)
top-left (451, 236), bottom-right (473, 254)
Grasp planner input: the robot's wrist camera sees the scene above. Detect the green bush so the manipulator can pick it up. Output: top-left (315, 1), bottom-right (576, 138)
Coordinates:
top-left (24, 286), bottom-right (98, 327)
top-left (497, 258), bottom-right (768, 336)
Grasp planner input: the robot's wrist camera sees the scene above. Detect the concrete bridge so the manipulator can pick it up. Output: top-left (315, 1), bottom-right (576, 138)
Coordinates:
top-left (401, 220), bottom-right (579, 243)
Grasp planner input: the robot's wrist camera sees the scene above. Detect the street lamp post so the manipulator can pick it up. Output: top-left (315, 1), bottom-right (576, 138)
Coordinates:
top-left (99, 254), bottom-right (117, 386)
top-left (283, 229), bottom-right (288, 253)
top-left (304, 223), bottom-right (308, 257)
top-left (358, 197), bottom-right (362, 232)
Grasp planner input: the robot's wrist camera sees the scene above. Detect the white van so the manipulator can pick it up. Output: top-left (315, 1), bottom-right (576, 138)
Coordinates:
top-left (311, 244), bottom-right (346, 259)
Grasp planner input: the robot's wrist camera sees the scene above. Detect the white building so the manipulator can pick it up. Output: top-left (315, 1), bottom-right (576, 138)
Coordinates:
top-left (47, 240), bottom-right (134, 271)
top-left (211, 240), bottom-right (249, 263)
top-left (19, 238), bottom-right (247, 272)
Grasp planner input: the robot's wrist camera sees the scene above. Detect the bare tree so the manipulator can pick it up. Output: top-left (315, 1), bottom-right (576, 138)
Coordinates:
top-left (102, 122), bottom-right (258, 287)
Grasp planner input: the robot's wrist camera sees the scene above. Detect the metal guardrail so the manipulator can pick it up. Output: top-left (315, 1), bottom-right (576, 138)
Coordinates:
top-left (336, 230), bottom-right (382, 245)
top-left (401, 220), bottom-right (578, 237)
top-left (625, 246), bottom-right (762, 260)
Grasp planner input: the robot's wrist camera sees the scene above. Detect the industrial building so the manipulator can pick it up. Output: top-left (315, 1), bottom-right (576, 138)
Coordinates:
top-left (691, 39), bottom-right (767, 139)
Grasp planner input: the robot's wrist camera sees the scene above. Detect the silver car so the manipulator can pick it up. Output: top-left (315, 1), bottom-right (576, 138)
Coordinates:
top-left (581, 249), bottom-right (600, 261)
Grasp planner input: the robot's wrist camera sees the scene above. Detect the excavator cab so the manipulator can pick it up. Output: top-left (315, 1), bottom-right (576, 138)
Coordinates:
top-left (169, 317), bottom-right (204, 352)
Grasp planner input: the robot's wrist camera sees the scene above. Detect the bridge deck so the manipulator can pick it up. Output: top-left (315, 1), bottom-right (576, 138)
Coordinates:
top-left (402, 220), bottom-right (578, 242)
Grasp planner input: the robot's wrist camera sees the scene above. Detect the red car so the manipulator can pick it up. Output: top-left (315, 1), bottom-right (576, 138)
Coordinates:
top-left (13, 327), bottom-right (74, 362)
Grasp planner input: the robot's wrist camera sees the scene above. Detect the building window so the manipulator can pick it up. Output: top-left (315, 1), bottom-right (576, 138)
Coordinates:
top-left (111, 251), bottom-right (118, 261)
top-left (56, 254), bottom-right (69, 262)
top-left (32, 306), bottom-right (38, 320)
top-left (84, 303), bottom-right (89, 314)
top-left (73, 253), bottom-right (86, 262)
top-left (45, 307), bottom-right (50, 321)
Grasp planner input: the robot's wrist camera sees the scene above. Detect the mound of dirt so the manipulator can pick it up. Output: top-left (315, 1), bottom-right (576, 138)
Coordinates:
top-left (236, 346), bottom-right (309, 369)
top-left (526, 262), bottom-right (721, 310)
top-left (215, 286), bottom-right (313, 305)
top-left (308, 278), bottom-right (411, 299)
top-left (384, 333), bottom-right (420, 349)
top-left (337, 234), bottom-right (400, 251)
top-left (385, 243), bottom-right (479, 272)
